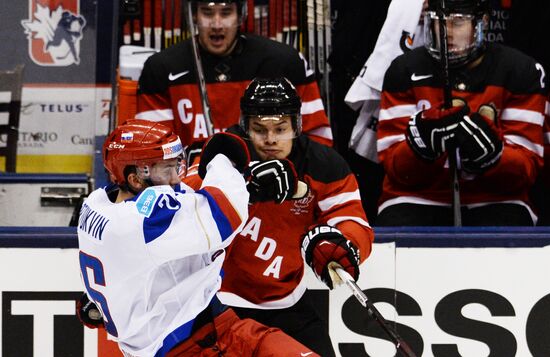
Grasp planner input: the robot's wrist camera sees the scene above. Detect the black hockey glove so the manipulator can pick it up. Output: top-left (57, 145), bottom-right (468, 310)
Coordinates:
top-left (247, 159), bottom-right (298, 204)
top-left (198, 132), bottom-right (250, 179)
top-left (455, 104), bottom-right (503, 174)
top-left (185, 140), bottom-right (205, 168)
top-left (301, 225), bottom-right (360, 289)
top-left (406, 100), bottom-right (469, 160)
top-left (76, 293), bottom-right (104, 329)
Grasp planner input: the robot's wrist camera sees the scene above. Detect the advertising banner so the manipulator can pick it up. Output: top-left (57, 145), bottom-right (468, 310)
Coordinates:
top-left (1, 239), bottom-right (549, 356)
top-left (1, 0), bottom-right (110, 173)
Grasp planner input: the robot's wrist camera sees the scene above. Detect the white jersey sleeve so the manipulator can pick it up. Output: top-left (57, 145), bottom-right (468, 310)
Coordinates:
top-left (141, 154), bottom-right (248, 264)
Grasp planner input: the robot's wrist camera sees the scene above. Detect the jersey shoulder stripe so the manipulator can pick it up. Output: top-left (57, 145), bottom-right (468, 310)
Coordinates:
top-left (131, 187), bottom-right (184, 244)
top-left (197, 186), bottom-right (242, 241)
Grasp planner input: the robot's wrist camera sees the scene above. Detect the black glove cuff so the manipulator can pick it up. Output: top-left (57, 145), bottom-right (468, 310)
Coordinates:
top-left (301, 225), bottom-right (344, 264)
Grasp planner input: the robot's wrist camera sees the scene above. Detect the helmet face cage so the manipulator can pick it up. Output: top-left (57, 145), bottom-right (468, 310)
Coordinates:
top-left (135, 154), bottom-right (187, 184)
top-left (240, 78), bottom-right (302, 138)
top-left (424, 0), bottom-right (488, 67)
top-left (193, 0), bottom-right (247, 29)
top-left (103, 120), bottom-right (185, 186)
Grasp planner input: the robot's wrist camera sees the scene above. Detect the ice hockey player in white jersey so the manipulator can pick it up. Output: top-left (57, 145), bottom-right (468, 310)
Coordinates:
top-left (76, 120), bottom-right (318, 356)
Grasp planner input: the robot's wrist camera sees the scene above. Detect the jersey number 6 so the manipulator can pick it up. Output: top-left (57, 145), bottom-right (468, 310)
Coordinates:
top-left (79, 251), bottom-right (119, 337)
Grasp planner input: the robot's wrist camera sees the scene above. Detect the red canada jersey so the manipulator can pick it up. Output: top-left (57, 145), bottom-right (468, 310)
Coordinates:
top-left (136, 34), bottom-right (332, 147)
top-left (378, 43), bottom-right (546, 212)
top-left (184, 131), bottom-right (373, 309)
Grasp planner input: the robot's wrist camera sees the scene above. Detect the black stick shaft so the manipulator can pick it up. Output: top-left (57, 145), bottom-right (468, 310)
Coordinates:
top-left (437, 6), bottom-right (462, 226)
top-left (184, 0), bottom-right (214, 137)
top-left (336, 268), bottom-right (417, 357)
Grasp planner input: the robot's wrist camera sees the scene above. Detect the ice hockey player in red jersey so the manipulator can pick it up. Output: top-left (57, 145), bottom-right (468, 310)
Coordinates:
top-left (76, 120), bottom-right (319, 356)
top-left (195, 77), bottom-right (373, 356)
top-left (136, 0), bottom-right (332, 147)
top-left (376, 0), bottom-right (547, 225)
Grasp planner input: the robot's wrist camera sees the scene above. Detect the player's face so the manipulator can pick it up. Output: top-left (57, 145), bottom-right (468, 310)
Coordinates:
top-left (139, 157), bottom-right (185, 186)
top-left (431, 13), bottom-right (477, 58)
top-left (196, 3), bottom-right (239, 56)
top-left (248, 116), bottom-right (294, 160)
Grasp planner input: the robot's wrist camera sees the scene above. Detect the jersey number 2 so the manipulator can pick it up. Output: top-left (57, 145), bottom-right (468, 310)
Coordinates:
top-left (79, 251), bottom-right (119, 337)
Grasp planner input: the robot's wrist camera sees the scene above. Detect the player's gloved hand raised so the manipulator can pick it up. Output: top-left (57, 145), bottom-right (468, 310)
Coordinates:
top-left (406, 99), bottom-right (469, 160)
top-left (247, 159), bottom-right (298, 204)
top-left (185, 140), bottom-right (205, 168)
top-left (76, 293), bottom-right (104, 329)
top-left (455, 104), bottom-right (503, 174)
top-left (301, 225), bottom-right (360, 289)
top-left (198, 132), bottom-right (250, 179)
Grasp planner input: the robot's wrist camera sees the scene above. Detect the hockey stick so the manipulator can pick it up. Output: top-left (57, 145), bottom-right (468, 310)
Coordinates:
top-left (437, 2), bottom-right (462, 227)
top-left (183, 0), bottom-right (214, 136)
top-left (335, 267), bottom-right (417, 357)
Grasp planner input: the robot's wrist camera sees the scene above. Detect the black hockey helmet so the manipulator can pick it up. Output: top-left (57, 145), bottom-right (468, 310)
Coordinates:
top-left (427, 0), bottom-right (490, 15)
top-left (425, 0), bottom-right (490, 67)
top-left (192, 0), bottom-right (247, 22)
top-left (240, 77), bottom-right (302, 135)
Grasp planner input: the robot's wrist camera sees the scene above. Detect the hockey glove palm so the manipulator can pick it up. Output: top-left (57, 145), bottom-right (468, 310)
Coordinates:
top-left (76, 293), bottom-right (104, 329)
top-left (198, 132), bottom-right (250, 179)
top-left (455, 105), bottom-right (503, 174)
top-left (301, 225), bottom-right (360, 289)
top-left (247, 159), bottom-right (298, 204)
top-left (406, 100), bottom-right (469, 160)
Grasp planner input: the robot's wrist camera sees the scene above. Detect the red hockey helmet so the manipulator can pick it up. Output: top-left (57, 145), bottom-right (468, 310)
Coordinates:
top-left (103, 120), bottom-right (184, 185)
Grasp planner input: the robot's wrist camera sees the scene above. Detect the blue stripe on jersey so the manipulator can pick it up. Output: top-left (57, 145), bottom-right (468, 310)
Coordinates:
top-left (196, 189), bottom-right (232, 241)
top-left (173, 183), bottom-right (187, 194)
top-left (143, 193), bottom-right (180, 243)
top-left (153, 319), bottom-right (194, 357)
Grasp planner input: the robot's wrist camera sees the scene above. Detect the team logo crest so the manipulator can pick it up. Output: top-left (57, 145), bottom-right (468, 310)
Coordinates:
top-left (399, 30), bottom-right (415, 53)
top-left (290, 191), bottom-right (314, 215)
top-left (21, 0), bottom-right (86, 66)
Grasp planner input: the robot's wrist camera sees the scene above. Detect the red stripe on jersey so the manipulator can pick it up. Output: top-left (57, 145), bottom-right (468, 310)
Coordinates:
top-left (137, 93), bottom-right (172, 114)
top-left (305, 173), bottom-right (372, 263)
top-left (202, 186), bottom-right (243, 231)
top-left (296, 81), bottom-right (323, 102)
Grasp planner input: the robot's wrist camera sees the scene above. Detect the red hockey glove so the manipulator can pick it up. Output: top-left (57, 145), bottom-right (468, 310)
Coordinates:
top-left (198, 132), bottom-right (250, 178)
top-left (406, 99), bottom-right (469, 160)
top-left (76, 293), bottom-right (104, 329)
top-left (301, 225), bottom-right (360, 289)
top-left (455, 104), bottom-right (503, 174)
top-left (247, 159), bottom-right (298, 204)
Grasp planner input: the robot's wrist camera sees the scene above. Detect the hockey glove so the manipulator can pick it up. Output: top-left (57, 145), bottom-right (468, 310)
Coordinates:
top-left (247, 159), bottom-right (298, 204)
top-left (455, 105), bottom-right (503, 174)
top-left (198, 132), bottom-right (250, 179)
top-left (406, 99), bottom-right (469, 160)
top-left (185, 140), bottom-right (205, 168)
top-left (301, 225), bottom-right (360, 289)
top-left (76, 293), bottom-right (104, 329)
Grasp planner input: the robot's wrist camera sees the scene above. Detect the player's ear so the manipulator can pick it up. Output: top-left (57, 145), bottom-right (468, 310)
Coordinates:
top-left (127, 172), bottom-right (145, 192)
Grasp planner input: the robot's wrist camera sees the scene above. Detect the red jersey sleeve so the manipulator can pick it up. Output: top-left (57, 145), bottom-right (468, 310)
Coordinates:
top-left (308, 173), bottom-right (374, 263)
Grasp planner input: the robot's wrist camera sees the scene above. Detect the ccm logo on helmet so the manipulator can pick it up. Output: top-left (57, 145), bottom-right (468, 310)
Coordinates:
top-left (108, 143), bottom-right (125, 149)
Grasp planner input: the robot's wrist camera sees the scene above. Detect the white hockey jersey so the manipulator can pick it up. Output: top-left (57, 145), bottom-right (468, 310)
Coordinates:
top-left (77, 155), bottom-right (248, 356)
